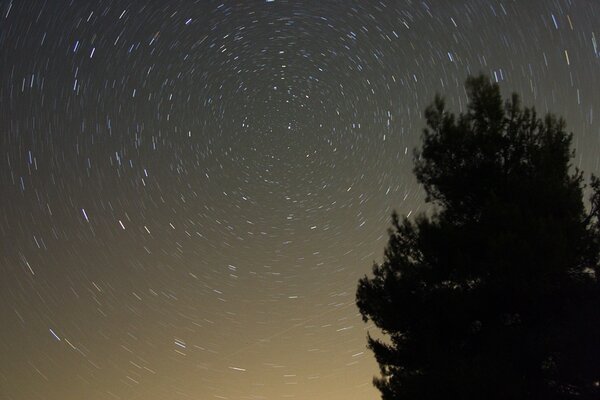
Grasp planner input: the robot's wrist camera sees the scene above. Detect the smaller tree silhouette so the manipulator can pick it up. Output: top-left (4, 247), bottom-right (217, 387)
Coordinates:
top-left (356, 75), bottom-right (600, 400)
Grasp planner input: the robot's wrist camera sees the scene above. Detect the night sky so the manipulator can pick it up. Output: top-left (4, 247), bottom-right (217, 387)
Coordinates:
top-left (1, 1), bottom-right (599, 399)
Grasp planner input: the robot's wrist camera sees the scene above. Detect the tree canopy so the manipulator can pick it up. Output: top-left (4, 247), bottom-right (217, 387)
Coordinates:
top-left (356, 75), bottom-right (600, 400)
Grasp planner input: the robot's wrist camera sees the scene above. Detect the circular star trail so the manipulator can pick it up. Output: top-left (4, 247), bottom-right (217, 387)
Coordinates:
top-left (1, 1), bottom-right (599, 399)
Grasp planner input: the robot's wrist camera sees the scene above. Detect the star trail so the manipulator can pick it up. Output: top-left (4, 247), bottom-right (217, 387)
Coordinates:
top-left (1, 1), bottom-right (599, 399)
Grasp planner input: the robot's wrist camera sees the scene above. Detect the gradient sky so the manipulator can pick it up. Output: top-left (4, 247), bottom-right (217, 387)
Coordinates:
top-left (1, 1), bottom-right (600, 399)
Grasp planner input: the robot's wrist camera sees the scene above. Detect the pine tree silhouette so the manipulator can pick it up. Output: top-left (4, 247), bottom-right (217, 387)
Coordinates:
top-left (356, 75), bottom-right (600, 400)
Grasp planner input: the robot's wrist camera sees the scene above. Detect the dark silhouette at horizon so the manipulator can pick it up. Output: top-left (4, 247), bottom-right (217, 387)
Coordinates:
top-left (357, 75), bottom-right (600, 400)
